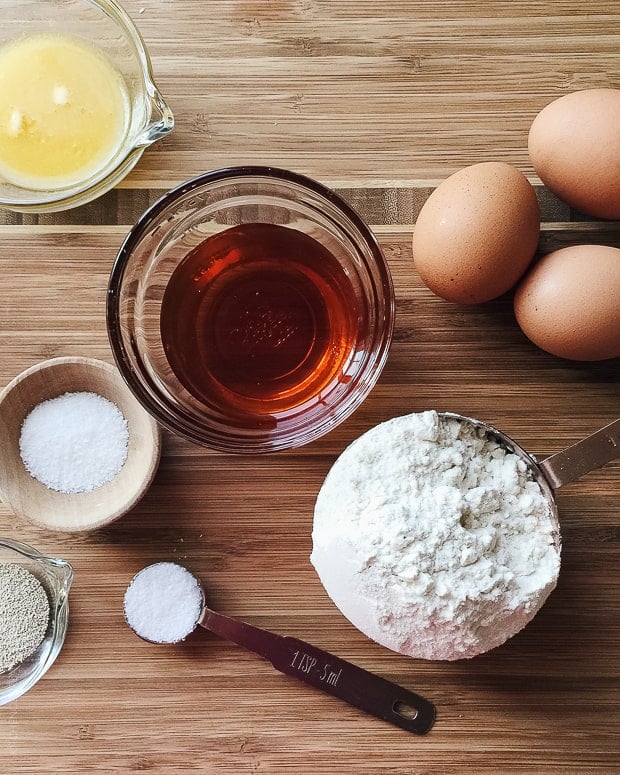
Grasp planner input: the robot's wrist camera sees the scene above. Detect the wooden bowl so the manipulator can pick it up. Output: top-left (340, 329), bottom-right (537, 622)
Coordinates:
top-left (0, 357), bottom-right (161, 532)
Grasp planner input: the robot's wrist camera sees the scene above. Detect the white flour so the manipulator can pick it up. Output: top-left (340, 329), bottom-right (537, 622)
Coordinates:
top-left (311, 410), bottom-right (561, 660)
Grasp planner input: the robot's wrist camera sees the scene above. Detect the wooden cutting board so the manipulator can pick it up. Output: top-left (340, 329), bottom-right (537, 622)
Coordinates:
top-left (1, 2), bottom-right (619, 773)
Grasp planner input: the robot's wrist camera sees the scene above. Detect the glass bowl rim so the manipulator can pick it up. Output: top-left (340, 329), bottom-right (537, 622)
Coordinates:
top-left (106, 165), bottom-right (396, 453)
top-left (0, 0), bottom-right (169, 213)
top-left (0, 537), bottom-right (73, 706)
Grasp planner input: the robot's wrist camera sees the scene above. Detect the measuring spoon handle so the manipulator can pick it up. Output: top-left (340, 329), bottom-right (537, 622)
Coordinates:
top-left (199, 608), bottom-right (435, 735)
top-left (539, 418), bottom-right (620, 489)
top-left (276, 636), bottom-right (436, 735)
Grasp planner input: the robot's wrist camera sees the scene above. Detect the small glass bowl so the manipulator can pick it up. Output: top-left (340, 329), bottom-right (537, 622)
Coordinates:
top-left (0, 538), bottom-right (73, 706)
top-left (0, 0), bottom-right (173, 213)
top-left (107, 166), bottom-right (395, 453)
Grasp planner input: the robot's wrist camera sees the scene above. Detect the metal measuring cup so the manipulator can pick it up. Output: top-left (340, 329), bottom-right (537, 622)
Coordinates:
top-left (442, 412), bottom-right (620, 537)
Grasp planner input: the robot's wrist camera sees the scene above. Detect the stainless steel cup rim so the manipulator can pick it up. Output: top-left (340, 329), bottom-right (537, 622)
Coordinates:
top-left (438, 411), bottom-right (619, 531)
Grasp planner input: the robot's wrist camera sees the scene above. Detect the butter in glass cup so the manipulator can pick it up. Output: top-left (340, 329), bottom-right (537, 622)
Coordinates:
top-left (0, 0), bottom-right (173, 213)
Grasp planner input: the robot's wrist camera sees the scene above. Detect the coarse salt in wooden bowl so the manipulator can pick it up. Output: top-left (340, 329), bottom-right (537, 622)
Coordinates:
top-left (0, 356), bottom-right (161, 532)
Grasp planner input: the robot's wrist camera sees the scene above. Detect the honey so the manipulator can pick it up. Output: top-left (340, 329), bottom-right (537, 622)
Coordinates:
top-left (160, 223), bottom-right (362, 422)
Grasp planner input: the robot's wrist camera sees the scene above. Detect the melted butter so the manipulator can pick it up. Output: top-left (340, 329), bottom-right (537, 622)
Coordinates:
top-left (0, 33), bottom-right (130, 190)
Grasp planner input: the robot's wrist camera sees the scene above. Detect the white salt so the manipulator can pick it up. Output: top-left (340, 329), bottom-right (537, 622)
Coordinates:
top-left (123, 562), bottom-right (204, 644)
top-left (19, 391), bottom-right (129, 494)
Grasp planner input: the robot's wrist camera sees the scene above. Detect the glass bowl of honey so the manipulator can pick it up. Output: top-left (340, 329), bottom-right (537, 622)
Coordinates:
top-left (0, 0), bottom-right (173, 213)
top-left (107, 166), bottom-right (395, 453)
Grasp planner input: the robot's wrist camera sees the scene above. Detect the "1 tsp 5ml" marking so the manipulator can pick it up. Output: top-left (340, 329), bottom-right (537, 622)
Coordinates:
top-left (290, 650), bottom-right (343, 687)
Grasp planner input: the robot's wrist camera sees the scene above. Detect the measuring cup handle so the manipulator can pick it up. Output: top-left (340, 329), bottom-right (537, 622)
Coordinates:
top-left (539, 418), bottom-right (620, 489)
top-left (276, 636), bottom-right (436, 735)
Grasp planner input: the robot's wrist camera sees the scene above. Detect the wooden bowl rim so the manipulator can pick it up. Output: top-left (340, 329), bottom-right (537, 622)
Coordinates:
top-left (0, 356), bottom-right (162, 532)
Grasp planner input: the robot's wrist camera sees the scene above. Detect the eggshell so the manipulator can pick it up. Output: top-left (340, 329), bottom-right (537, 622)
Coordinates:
top-left (412, 162), bottom-right (540, 304)
top-left (514, 244), bottom-right (620, 361)
top-left (528, 89), bottom-right (620, 219)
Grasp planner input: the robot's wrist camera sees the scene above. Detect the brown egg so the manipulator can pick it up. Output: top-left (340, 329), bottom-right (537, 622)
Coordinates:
top-left (514, 245), bottom-right (620, 361)
top-left (528, 89), bottom-right (620, 219)
top-left (412, 162), bottom-right (540, 304)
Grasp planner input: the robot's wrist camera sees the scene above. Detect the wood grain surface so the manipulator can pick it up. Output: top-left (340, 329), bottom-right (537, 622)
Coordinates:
top-left (0, 2), bottom-right (619, 774)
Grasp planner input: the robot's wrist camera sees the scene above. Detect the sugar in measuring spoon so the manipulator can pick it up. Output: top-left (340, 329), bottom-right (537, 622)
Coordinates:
top-left (123, 562), bottom-right (436, 735)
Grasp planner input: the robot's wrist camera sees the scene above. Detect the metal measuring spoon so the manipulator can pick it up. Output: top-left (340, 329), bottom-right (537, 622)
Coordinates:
top-left (124, 562), bottom-right (436, 735)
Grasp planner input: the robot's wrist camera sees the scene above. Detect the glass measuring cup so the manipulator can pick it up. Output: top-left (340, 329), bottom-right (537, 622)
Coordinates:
top-left (124, 562), bottom-right (436, 735)
top-left (0, 538), bottom-right (73, 706)
top-left (0, 0), bottom-right (173, 213)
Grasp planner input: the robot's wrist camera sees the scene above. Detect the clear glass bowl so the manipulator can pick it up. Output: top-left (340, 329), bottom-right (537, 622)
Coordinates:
top-left (107, 166), bottom-right (395, 453)
top-left (0, 0), bottom-right (173, 213)
top-left (0, 538), bottom-right (73, 706)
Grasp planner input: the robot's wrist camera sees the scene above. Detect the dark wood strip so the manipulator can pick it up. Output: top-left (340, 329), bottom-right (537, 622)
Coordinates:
top-left (1, 183), bottom-right (612, 228)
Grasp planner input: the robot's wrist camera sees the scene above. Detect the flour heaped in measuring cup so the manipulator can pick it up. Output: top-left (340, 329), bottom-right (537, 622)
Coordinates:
top-left (311, 410), bottom-right (561, 660)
